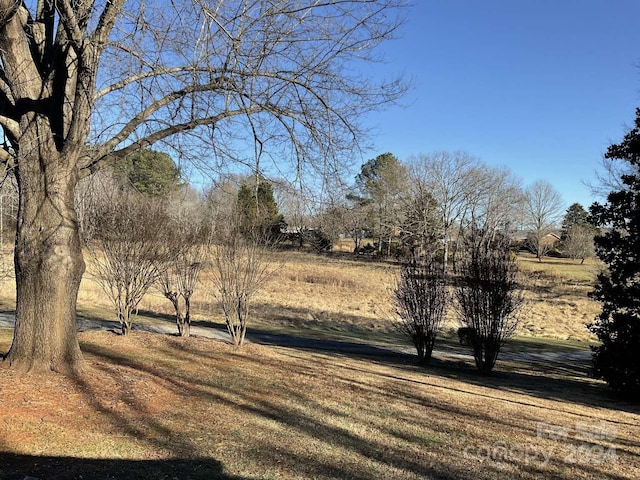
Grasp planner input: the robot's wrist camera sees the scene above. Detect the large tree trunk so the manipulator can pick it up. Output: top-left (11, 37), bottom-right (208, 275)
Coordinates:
top-left (4, 147), bottom-right (85, 374)
top-left (0, 4), bottom-right (91, 374)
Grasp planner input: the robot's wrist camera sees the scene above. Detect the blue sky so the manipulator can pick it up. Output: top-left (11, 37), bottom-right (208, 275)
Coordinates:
top-left (362, 0), bottom-right (640, 209)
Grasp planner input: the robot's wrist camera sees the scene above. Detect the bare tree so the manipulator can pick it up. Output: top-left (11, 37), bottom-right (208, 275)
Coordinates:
top-left (587, 155), bottom-right (636, 199)
top-left (204, 177), bottom-right (242, 234)
top-left (408, 151), bottom-right (482, 273)
top-left (0, 0), bottom-right (406, 372)
top-left (210, 228), bottom-right (278, 347)
top-left (393, 257), bottom-right (448, 365)
top-left (560, 203), bottom-right (596, 264)
top-left (85, 192), bottom-right (176, 335)
top-left (454, 231), bottom-right (524, 375)
top-left (523, 180), bottom-right (565, 261)
top-left (562, 224), bottom-right (596, 264)
top-left (398, 189), bottom-right (441, 259)
top-left (326, 193), bottom-right (372, 253)
top-left (75, 168), bottom-right (123, 242)
top-left (158, 255), bottom-right (207, 338)
top-left (465, 166), bottom-right (524, 239)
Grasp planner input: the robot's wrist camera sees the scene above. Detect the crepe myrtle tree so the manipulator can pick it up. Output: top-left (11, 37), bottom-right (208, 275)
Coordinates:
top-left (393, 256), bottom-right (448, 366)
top-left (454, 230), bottom-right (524, 375)
top-left (0, 0), bottom-right (407, 373)
top-left (158, 211), bottom-right (210, 338)
top-left (84, 190), bottom-right (177, 336)
top-left (210, 223), bottom-right (279, 347)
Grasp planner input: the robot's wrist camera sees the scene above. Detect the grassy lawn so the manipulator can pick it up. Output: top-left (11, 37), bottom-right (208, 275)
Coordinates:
top-left (1, 329), bottom-right (639, 480)
top-left (0, 250), bottom-right (637, 479)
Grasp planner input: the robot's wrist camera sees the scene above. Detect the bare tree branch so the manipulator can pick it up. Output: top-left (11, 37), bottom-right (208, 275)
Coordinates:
top-left (56, 0), bottom-right (86, 45)
top-left (87, 0), bottom-right (407, 178)
top-left (81, 108), bottom-right (257, 177)
top-left (91, 0), bottom-right (126, 46)
top-left (0, 115), bottom-right (19, 140)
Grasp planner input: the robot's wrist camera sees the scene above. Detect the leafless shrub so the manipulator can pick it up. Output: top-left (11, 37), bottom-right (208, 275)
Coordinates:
top-left (394, 258), bottom-right (448, 365)
top-left (157, 211), bottom-right (210, 337)
top-left (454, 231), bottom-right (524, 374)
top-left (85, 191), bottom-right (176, 335)
top-left (562, 224), bottom-right (596, 264)
top-left (210, 228), bottom-right (279, 347)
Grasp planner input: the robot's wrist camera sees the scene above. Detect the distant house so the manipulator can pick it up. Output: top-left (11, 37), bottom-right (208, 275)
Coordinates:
top-left (540, 231), bottom-right (562, 246)
top-left (509, 230), bottom-right (561, 249)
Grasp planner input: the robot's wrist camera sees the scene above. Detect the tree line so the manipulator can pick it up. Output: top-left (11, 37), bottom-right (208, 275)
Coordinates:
top-left (308, 151), bottom-right (596, 266)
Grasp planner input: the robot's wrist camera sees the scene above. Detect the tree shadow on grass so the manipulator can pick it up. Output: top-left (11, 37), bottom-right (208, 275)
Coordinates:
top-left (238, 324), bottom-right (640, 416)
top-left (75, 301), bottom-right (640, 418)
top-left (72, 296), bottom-right (640, 420)
top-left (387, 352), bottom-right (640, 417)
top-left (0, 453), bottom-right (238, 480)
top-left (245, 324), bottom-right (412, 359)
top-left (76, 338), bottom-right (490, 480)
top-left (0, 340), bottom-right (247, 480)
top-left (81, 335), bottom-right (638, 480)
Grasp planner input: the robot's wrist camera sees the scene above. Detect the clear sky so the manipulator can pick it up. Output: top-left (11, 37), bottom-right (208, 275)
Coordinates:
top-left (362, 0), bottom-right (640, 210)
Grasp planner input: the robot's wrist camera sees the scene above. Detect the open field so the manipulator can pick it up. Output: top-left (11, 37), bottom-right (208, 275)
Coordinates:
top-left (1, 250), bottom-right (637, 479)
top-left (0, 249), bottom-right (601, 344)
top-left (79, 250), bottom-right (601, 343)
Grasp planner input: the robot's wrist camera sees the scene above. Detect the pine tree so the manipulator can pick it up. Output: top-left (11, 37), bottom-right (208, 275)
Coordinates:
top-left (589, 108), bottom-right (640, 400)
top-left (562, 203), bottom-right (590, 233)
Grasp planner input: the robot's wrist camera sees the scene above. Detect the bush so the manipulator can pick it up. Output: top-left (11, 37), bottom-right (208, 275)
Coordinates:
top-left (305, 229), bottom-right (333, 252)
top-left (393, 258), bottom-right (448, 365)
top-left (454, 232), bottom-right (524, 374)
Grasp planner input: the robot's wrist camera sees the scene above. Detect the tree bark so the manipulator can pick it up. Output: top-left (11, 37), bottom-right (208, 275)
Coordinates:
top-left (473, 341), bottom-right (500, 375)
top-left (5, 149), bottom-right (85, 374)
top-left (182, 294), bottom-right (191, 338)
top-left (119, 311), bottom-right (133, 336)
top-left (0, 4), bottom-right (90, 374)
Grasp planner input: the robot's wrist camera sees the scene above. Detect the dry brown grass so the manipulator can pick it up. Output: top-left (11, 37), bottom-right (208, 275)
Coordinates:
top-left (516, 254), bottom-right (601, 342)
top-left (246, 250), bottom-right (602, 344)
top-left (0, 330), bottom-right (638, 479)
top-left (250, 251), bottom-right (396, 339)
top-left (0, 248), bottom-right (602, 343)
top-left (0, 248), bottom-right (603, 346)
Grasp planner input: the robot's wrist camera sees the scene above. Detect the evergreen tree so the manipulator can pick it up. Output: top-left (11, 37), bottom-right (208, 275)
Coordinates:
top-left (561, 203), bottom-right (590, 233)
top-left (237, 179), bottom-right (285, 241)
top-left (119, 149), bottom-right (182, 197)
top-left (589, 108), bottom-right (640, 400)
top-left (355, 153), bottom-right (408, 256)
